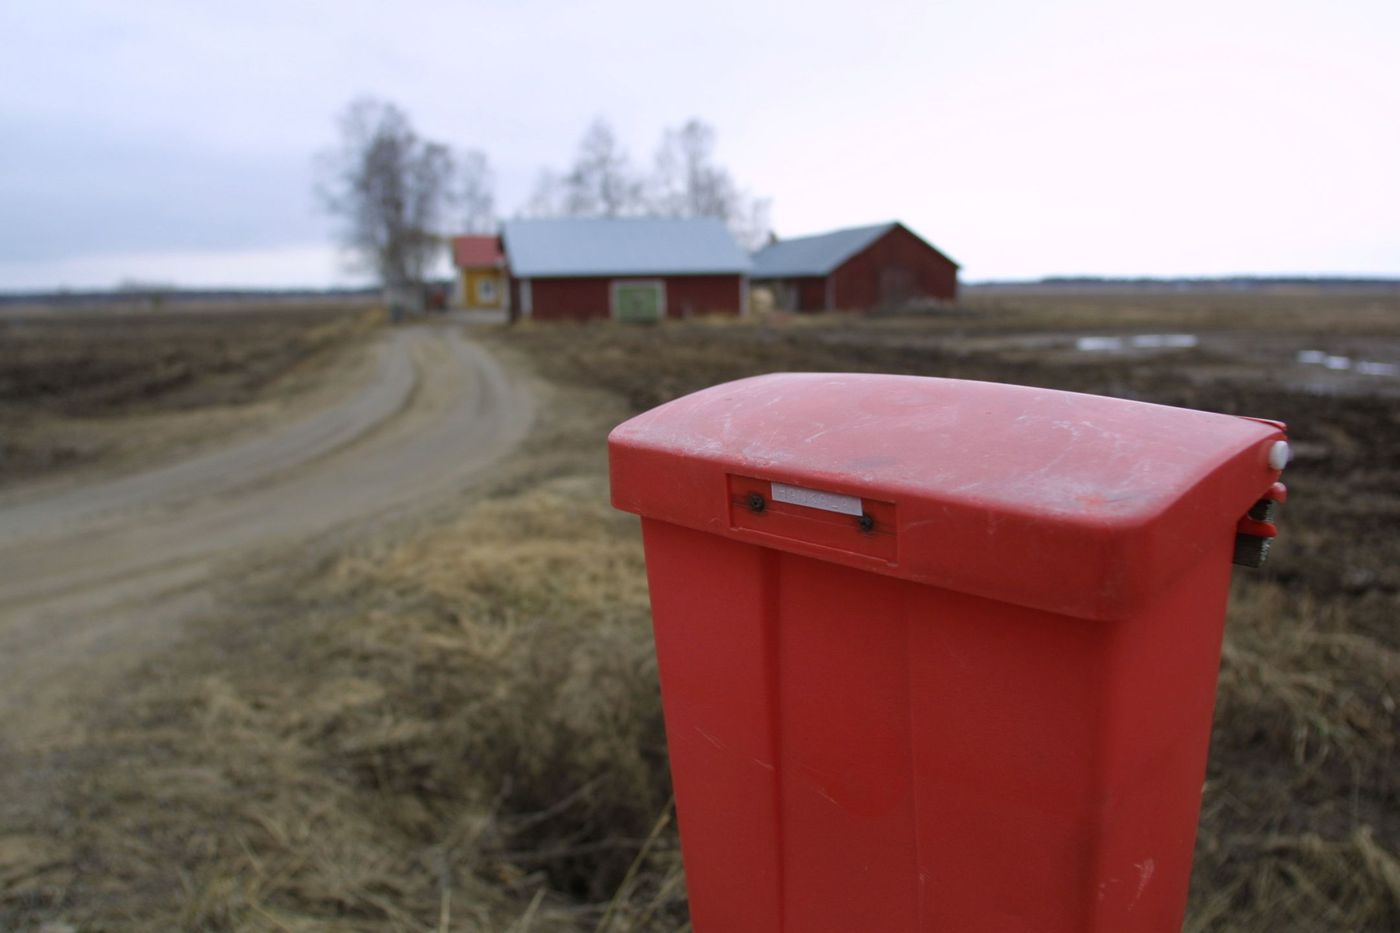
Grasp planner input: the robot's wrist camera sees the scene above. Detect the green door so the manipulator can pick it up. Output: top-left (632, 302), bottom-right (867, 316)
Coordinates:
top-left (613, 282), bottom-right (664, 322)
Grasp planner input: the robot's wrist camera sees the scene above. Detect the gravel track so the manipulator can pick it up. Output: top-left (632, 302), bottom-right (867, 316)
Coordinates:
top-left (0, 321), bottom-right (532, 742)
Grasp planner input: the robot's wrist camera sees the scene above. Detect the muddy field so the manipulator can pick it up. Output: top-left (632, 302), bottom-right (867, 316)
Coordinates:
top-left (2, 287), bottom-right (1397, 931)
top-left (0, 302), bottom-right (376, 486)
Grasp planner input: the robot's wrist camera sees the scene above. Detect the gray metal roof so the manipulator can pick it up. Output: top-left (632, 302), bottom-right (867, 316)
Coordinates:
top-left (749, 222), bottom-right (899, 278)
top-left (501, 217), bottom-right (750, 278)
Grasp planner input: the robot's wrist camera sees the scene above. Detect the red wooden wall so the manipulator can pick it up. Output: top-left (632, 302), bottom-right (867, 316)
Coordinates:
top-left (830, 225), bottom-right (958, 309)
top-left (796, 277), bottom-right (828, 311)
top-left (511, 275), bottom-right (744, 321)
top-left (758, 225), bottom-right (959, 312)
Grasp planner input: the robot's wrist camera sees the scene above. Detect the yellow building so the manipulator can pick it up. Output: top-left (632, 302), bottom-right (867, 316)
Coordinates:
top-left (450, 235), bottom-right (506, 311)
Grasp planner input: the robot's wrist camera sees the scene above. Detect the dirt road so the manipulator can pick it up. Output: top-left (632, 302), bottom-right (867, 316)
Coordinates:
top-left (0, 322), bottom-right (532, 745)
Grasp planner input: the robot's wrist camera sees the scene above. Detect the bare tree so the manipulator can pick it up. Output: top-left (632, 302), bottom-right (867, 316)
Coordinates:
top-left (317, 97), bottom-right (455, 293)
top-left (516, 116), bottom-right (772, 248)
top-left (521, 168), bottom-right (565, 218)
top-left (459, 149), bottom-right (497, 233)
top-left (561, 118), bottom-right (643, 217)
top-left (650, 118), bottom-right (771, 249)
top-left (729, 195), bottom-right (774, 253)
top-left (652, 120), bottom-right (733, 217)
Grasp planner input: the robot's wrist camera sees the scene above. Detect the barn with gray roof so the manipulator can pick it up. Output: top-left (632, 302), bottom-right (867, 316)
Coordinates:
top-left (750, 221), bottom-right (958, 311)
top-left (501, 217), bottom-right (751, 322)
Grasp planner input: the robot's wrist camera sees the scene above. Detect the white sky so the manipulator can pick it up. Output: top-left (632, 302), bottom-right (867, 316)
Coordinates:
top-left (1, 0), bottom-right (1397, 289)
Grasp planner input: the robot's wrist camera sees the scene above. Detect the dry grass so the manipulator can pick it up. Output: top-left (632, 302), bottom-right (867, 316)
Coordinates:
top-left (4, 287), bottom-right (1397, 930)
top-left (5, 372), bottom-right (687, 931)
top-left (1188, 582), bottom-right (1400, 930)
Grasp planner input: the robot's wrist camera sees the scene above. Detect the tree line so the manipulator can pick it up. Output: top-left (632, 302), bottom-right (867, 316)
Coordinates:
top-left (317, 98), bottom-right (771, 293)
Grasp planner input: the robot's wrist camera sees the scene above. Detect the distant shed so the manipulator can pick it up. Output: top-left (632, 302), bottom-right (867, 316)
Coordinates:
top-left (501, 218), bottom-right (751, 322)
top-left (750, 221), bottom-right (959, 311)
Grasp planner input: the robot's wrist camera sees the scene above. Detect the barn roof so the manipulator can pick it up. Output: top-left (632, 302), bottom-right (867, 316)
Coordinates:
top-left (749, 222), bottom-right (899, 278)
top-left (501, 217), bottom-right (750, 278)
top-left (451, 235), bottom-right (504, 268)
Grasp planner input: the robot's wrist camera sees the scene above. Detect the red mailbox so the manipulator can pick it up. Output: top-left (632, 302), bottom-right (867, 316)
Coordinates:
top-left (609, 373), bottom-right (1287, 933)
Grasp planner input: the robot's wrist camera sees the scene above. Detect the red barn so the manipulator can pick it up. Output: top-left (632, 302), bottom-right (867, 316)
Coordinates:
top-left (750, 221), bottom-right (959, 311)
top-left (501, 217), bottom-right (750, 322)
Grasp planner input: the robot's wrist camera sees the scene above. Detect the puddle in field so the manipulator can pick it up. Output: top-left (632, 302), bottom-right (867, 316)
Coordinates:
top-left (1296, 350), bottom-right (1399, 377)
top-left (1074, 334), bottom-right (1199, 352)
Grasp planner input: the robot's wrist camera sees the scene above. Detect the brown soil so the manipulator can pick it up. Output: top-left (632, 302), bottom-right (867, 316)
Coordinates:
top-left (0, 303), bottom-right (377, 486)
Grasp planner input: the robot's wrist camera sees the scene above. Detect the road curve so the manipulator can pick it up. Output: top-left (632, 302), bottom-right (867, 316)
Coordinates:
top-left (0, 323), bottom-right (533, 729)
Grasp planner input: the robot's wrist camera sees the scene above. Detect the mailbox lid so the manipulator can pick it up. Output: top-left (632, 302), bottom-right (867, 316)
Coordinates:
top-left (609, 373), bottom-right (1285, 620)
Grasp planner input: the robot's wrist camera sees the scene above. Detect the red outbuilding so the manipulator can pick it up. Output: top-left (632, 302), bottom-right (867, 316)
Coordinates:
top-left (750, 221), bottom-right (959, 311)
top-left (501, 217), bottom-right (750, 322)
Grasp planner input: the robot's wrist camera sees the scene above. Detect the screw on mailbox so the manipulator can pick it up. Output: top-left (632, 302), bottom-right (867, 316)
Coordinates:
top-left (856, 513), bottom-right (875, 533)
top-left (1234, 481), bottom-right (1287, 569)
top-left (1233, 534), bottom-right (1272, 568)
top-left (746, 492), bottom-right (766, 513)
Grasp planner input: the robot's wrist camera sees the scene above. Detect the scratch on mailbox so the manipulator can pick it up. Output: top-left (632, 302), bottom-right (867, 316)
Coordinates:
top-left (1130, 858), bottom-right (1155, 910)
top-left (695, 726), bottom-right (727, 751)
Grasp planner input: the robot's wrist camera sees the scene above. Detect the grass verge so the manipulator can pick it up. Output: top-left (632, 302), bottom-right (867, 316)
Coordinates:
top-left (4, 365), bottom-right (685, 931)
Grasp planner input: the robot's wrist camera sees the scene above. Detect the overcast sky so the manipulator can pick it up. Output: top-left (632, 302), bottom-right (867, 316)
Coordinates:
top-left (2, 0), bottom-right (1397, 289)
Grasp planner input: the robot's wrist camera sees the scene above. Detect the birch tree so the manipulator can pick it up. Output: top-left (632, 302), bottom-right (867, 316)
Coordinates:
top-left (458, 148), bottom-right (497, 234)
top-left (651, 118), bottom-right (771, 249)
top-left (560, 118), bottom-right (643, 217)
top-left (317, 98), bottom-right (455, 290)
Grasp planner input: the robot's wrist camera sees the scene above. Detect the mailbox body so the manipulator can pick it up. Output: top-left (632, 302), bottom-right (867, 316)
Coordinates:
top-left (609, 373), bottom-right (1286, 932)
